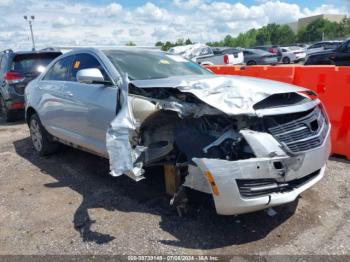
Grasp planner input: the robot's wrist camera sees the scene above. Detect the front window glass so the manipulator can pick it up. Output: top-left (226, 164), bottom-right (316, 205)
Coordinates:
top-left (70, 53), bottom-right (109, 81)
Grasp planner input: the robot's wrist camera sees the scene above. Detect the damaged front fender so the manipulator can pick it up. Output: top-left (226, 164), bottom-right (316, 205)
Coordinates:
top-left (106, 74), bottom-right (146, 181)
top-left (105, 72), bottom-right (330, 216)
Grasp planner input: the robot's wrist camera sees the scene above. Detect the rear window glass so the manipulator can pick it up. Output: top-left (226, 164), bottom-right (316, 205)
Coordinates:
top-left (12, 53), bottom-right (61, 74)
top-left (247, 49), bottom-right (269, 55)
top-left (308, 43), bottom-right (322, 49)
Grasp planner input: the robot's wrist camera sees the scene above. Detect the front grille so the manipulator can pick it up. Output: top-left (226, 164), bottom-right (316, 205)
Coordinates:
top-left (266, 106), bottom-right (329, 153)
top-left (237, 169), bottom-right (320, 198)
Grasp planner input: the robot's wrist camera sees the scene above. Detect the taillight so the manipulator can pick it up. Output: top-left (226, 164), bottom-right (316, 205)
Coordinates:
top-left (224, 54), bottom-right (229, 64)
top-left (4, 71), bottom-right (25, 84)
top-left (9, 102), bottom-right (24, 109)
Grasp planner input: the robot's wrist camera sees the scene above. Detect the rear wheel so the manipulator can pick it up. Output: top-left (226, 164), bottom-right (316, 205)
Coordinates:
top-left (29, 114), bottom-right (59, 155)
top-left (0, 96), bottom-right (17, 122)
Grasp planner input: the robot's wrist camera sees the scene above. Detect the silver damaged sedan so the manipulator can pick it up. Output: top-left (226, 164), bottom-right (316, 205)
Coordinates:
top-left (25, 48), bottom-right (331, 215)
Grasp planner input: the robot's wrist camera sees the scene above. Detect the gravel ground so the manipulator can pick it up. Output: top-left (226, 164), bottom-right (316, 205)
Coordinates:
top-left (0, 116), bottom-right (349, 256)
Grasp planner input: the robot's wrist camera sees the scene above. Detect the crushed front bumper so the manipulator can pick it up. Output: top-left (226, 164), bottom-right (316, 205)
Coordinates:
top-left (190, 126), bottom-right (331, 215)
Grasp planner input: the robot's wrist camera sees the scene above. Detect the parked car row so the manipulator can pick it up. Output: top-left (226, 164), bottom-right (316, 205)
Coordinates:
top-left (253, 40), bottom-right (350, 66)
top-left (217, 45), bottom-right (305, 65)
top-left (168, 43), bottom-right (305, 66)
top-left (166, 39), bottom-right (350, 67)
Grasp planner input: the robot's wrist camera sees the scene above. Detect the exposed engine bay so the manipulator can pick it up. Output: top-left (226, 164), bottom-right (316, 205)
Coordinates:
top-left (106, 74), bottom-right (331, 215)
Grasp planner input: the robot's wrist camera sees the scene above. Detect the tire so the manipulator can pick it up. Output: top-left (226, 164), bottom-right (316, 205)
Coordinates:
top-left (29, 113), bottom-right (59, 155)
top-left (247, 60), bottom-right (257, 65)
top-left (0, 96), bottom-right (17, 122)
top-left (282, 57), bottom-right (291, 64)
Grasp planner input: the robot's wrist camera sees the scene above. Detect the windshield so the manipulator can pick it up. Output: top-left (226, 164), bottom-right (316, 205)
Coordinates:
top-left (12, 53), bottom-right (61, 75)
top-left (104, 50), bottom-right (212, 80)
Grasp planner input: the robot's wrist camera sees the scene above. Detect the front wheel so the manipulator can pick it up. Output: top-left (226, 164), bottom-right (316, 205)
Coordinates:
top-left (282, 57), bottom-right (291, 64)
top-left (29, 114), bottom-right (59, 155)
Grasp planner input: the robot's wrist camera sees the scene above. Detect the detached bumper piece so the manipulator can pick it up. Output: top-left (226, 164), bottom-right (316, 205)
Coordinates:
top-left (190, 105), bottom-right (331, 215)
top-left (237, 169), bottom-right (320, 198)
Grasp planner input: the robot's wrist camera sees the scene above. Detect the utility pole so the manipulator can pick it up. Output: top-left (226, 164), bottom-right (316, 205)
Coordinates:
top-left (24, 15), bottom-right (36, 51)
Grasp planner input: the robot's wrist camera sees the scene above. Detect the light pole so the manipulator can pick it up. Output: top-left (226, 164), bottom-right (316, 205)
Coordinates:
top-left (24, 15), bottom-right (36, 51)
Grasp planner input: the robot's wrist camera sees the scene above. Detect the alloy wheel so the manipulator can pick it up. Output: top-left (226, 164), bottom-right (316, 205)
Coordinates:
top-left (30, 118), bottom-right (43, 152)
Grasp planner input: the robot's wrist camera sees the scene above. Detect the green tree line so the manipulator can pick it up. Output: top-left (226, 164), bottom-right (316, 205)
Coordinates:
top-left (208, 18), bottom-right (350, 48)
top-left (155, 18), bottom-right (350, 50)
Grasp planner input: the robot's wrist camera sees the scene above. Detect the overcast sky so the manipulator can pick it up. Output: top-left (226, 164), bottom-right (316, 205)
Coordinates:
top-left (0, 0), bottom-right (349, 50)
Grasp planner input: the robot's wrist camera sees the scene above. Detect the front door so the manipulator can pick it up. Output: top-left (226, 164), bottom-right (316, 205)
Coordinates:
top-left (61, 53), bottom-right (117, 155)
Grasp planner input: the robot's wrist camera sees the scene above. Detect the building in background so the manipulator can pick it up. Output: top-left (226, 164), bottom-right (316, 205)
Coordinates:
top-left (287, 14), bottom-right (347, 33)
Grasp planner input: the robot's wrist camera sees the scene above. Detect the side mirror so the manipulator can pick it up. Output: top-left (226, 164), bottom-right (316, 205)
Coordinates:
top-left (77, 68), bottom-right (105, 84)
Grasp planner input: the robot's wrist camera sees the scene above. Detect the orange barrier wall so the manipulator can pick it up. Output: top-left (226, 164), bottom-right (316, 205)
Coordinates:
top-left (207, 65), bottom-right (350, 160)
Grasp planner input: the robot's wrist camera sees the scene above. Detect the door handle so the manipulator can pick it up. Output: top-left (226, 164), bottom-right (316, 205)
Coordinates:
top-left (64, 91), bottom-right (73, 98)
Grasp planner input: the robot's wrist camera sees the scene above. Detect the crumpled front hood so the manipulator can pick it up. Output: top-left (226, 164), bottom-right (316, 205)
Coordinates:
top-left (132, 75), bottom-right (309, 115)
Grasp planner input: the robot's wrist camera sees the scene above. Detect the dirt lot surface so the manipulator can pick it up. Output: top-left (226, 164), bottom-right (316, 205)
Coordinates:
top-left (0, 116), bottom-right (349, 256)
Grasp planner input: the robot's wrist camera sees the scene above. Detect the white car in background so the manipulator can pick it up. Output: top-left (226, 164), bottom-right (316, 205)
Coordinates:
top-left (279, 46), bottom-right (306, 64)
top-left (168, 43), bottom-right (244, 65)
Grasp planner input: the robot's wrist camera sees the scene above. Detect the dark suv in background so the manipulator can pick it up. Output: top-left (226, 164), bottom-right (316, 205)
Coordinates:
top-left (0, 49), bottom-right (61, 121)
top-left (304, 39), bottom-right (350, 66)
